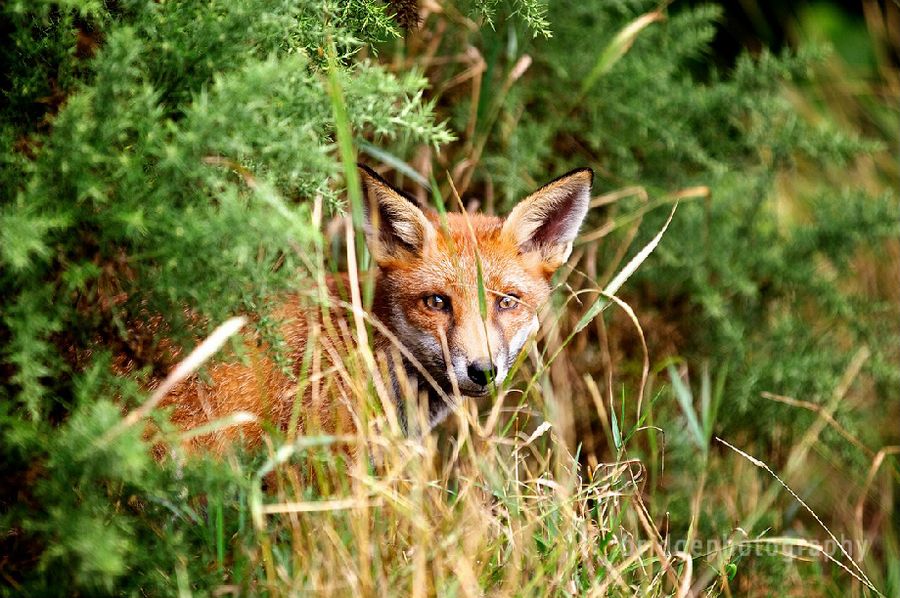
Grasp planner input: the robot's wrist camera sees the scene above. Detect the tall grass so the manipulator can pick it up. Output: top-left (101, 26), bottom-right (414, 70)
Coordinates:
top-left (162, 45), bottom-right (690, 594)
top-left (139, 6), bottom-right (900, 596)
top-left (157, 271), bottom-right (888, 594)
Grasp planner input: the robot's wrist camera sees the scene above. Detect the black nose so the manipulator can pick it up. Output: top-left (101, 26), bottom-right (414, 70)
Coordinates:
top-left (466, 361), bottom-right (496, 386)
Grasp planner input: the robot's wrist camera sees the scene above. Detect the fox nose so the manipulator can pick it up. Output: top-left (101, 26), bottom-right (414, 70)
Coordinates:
top-left (466, 361), bottom-right (496, 386)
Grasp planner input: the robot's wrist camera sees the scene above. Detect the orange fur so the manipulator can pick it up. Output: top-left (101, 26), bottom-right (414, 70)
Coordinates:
top-left (155, 165), bottom-right (593, 454)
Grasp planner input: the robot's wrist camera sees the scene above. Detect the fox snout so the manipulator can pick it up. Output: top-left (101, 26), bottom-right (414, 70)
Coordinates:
top-left (447, 310), bottom-right (507, 393)
top-left (465, 361), bottom-right (495, 387)
top-left (449, 354), bottom-right (499, 396)
top-left (448, 310), bottom-right (541, 394)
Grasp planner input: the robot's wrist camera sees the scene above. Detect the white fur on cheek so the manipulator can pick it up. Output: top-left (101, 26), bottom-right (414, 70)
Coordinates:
top-left (508, 316), bottom-right (539, 362)
top-left (451, 354), bottom-right (468, 387)
top-left (492, 316), bottom-right (537, 388)
top-left (494, 345), bottom-right (510, 386)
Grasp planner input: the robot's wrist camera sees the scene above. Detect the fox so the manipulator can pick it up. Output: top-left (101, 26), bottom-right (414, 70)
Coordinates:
top-left (158, 164), bottom-right (593, 452)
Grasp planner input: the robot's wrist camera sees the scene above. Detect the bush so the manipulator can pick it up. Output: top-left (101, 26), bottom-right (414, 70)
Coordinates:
top-left (2, 0), bottom-right (897, 594)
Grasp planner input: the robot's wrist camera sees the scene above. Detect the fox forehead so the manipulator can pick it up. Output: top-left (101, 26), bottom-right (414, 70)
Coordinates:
top-left (382, 211), bottom-right (550, 305)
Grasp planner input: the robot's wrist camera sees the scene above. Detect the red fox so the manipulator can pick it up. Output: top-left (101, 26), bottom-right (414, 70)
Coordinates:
top-left (159, 164), bottom-right (592, 451)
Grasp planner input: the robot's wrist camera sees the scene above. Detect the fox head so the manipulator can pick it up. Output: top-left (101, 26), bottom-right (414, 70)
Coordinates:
top-left (359, 164), bottom-right (592, 408)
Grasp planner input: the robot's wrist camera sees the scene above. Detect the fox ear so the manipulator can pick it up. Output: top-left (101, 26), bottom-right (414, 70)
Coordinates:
top-left (502, 168), bottom-right (593, 273)
top-left (358, 164), bottom-right (436, 265)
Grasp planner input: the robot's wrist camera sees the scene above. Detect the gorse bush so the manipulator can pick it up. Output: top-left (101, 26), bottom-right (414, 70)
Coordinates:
top-left (2, 0), bottom-right (897, 595)
top-left (443, 0), bottom-right (898, 440)
top-left (1, 0), bottom-right (450, 421)
top-left (2, 0), bottom-right (450, 592)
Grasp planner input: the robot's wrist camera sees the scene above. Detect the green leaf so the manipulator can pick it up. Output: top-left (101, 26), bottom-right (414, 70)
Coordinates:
top-left (725, 562), bottom-right (738, 580)
top-left (668, 365), bottom-right (706, 452)
top-left (580, 11), bottom-right (664, 96)
top-left (610, 406), bottom-right (622, 452)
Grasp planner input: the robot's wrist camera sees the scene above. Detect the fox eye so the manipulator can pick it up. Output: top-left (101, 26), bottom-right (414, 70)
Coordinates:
top-left (424, 294), bottom-right (449, 311)
top-left (498, 295), bottom-right (520, 311)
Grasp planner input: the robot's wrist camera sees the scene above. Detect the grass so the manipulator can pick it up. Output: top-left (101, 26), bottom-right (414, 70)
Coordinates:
top-left (6, 3), bottom-right (893, 596)
top-left (137, 7), bottom-right (900, 596)
top-left (146, 162), bottom-right (891, 596)
top-left (153, 296), bottom-right (892, 595)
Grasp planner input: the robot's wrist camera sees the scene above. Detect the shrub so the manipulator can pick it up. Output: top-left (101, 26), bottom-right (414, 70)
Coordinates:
top-left (2, 0), bottom-right (896, 594)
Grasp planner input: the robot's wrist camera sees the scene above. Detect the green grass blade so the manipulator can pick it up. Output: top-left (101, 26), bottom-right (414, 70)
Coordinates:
top-left (325, 36), bottom-right (373, 305)
top-left (700, 361), bottom-right (711, 439)
top-left (668, 364), bottom-right (705, 451)
top-left (359, 141), bottom-right (430, 188)
top-left (611, 406), bottom-right (622, 451)
top-left (215, 494), bottom-right (224, 575)
top-left (476, 256), bottom-right (488, 321)
top-left (580, 11), bottom-right (664, 96)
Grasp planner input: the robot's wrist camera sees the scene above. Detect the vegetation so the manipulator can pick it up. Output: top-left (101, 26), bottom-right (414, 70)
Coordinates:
top-left (2, 0), bottom-right (897, 595)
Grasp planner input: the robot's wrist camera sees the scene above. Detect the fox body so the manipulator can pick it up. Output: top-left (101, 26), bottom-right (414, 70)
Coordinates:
top-left (160, 165), bottom-right (593, 450)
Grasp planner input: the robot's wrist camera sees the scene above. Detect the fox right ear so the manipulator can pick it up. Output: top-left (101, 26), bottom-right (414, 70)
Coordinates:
top-left (357, 164), bottom-right (436, 265)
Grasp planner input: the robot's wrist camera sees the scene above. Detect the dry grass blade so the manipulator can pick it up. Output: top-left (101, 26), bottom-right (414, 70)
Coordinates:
top-left (100, 316), bottom-right (248, 445)
top-left (602, 292), bottom-right (650, 420)
top-left (260, 498), bottom-right (384, 515)
top-left (716, 437), bottom-right (881, 595)
top-left (854, 446), bottom-right (900, 558)
top-left (761, 391), bottom-right (874, 458)
top-left (177, 411), bottom-right (258, 442)
top-left (673, 551), bottom-right (693, 598)
top-left (574, 201), bottom-right (679, 335)
top-left (709, 538), bottom-right (881, 591)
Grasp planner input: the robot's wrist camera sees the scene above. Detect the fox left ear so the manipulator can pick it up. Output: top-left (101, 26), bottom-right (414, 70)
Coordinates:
top-left (502, 168), bottom-right (593, 273)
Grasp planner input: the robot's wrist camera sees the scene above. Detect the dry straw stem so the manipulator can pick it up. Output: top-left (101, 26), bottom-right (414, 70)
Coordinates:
top-left (259, 497), bottom-right (384, 515)
top-left (176, 411), bottom-right (258, 443)
top-left (716, 437), bottom-right (880, 595)
top-left (689, 344), bottom-right (873, 590)
top-left (453, 53), bottom-right (533, 196)
top-left (580, 10), bottom-right (666, 97)
top-left (853, 446), bottom-right (900, 560)
top-left (580, 186), bottom-right (648, 245)
top-left (761, 391), bottom-right (875, 458)
top-left (672, 551), bottom-right (693, 598)
top-left (697, 537), bottom-right (878, 592)
top-left (602, 292), bottom-right (650, 420)
top-left (99, 315), bottom-right (249, 446)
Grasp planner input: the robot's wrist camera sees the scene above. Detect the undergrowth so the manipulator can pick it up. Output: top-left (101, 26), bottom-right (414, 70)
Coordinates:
top-left (2, 0), bottom-right (898, 596)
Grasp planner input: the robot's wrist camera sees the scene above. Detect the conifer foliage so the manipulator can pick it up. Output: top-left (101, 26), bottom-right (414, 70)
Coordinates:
top-left (1, 0), bottom-right (897, 595)
top-left (2, 1), bottom-right (451, 592)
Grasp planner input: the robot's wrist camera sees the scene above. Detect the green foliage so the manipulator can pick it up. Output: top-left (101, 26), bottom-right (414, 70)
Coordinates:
top-left (1, 0), bottom-right (450, 592)
top-left (469, 0), bottom-right (898, 438)
top-left (1, 3), bottom-right (107, 134)
top-left (466, 0), bottom-right (552, 38)
top-left (2, 0), bottom-right (897, 594)
top-left (1, 0), bottom-right (451, 421)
